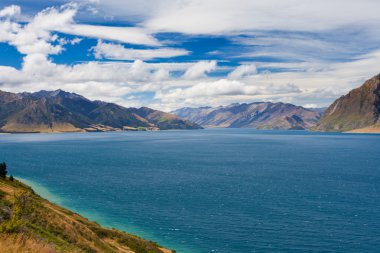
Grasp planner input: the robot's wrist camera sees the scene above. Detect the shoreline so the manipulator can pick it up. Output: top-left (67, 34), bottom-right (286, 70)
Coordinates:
top-left (15, 176), bottom-right (177, 253)
top-left (2, 126), bottom-right (380, 135)
top-left (345, 127), bottom-right (380, 134)
top-left (0, 128), bottom-right (197, 134)
top-left (0, 177), bottom-right (175, 253)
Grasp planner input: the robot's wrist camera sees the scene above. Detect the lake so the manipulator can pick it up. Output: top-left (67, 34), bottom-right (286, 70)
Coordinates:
top-left (0, 129), bottom-right (379, 252)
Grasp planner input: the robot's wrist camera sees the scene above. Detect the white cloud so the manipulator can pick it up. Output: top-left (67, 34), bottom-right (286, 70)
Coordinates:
top-left (31, 4), bottom-right (77, 31)
top-left (154, 78), bottom-right (302, 109)
top-left (0, 5), bottom-right (21, 18)
top-left (93, 0), bottom-right (380, 35)
top-left (228, 64), bottom-right (257, 79)
top-left (0, 3), bottom-right (161, 60)
top-left (152, 68), bottom-right (170, 81)
top-left (1, 2), bottom-right (380, 112)
top-left (303, 104), bottom-right (318, 108)
top-left (58, 37), bottom-right (82, 46)
top-left (0, 5), bottom-right (74, 56)
top-left (92, 40), bottom-right (189, 60)
top-left (183, 60), bottom-right (217, 79)
top-left (159, 79), bottom-right (260, 99)
top-left (0, 48), bottom-right (379, 111)
top-left (58, 24), bottom-right (160, 46)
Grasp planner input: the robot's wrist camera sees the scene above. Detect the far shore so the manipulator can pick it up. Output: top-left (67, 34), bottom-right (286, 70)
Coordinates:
top-left (345, 127), bottom-right (380, 134)
top-left (2, 128), bottom-right (380, 135)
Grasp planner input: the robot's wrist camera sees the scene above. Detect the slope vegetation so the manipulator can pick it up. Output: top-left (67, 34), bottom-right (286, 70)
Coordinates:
top-left (0, 178), bottom-right (173, 253)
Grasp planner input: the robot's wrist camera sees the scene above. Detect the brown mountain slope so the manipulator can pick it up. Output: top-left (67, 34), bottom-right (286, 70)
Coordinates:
top-left (0, 89), bottom-right (202, 133)
top-left (315, 74), bottom-right (380, 132)
top-left (132, 107), bottom-right (201, 130)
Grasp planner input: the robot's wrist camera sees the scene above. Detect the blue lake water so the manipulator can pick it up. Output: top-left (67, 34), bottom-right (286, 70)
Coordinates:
top-left (0, 129), bottom-right (380, 252)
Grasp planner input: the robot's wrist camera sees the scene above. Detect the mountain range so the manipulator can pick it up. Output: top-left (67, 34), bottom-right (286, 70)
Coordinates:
top-left (0, 90), bottom-right (201, 133)
top-left (173, 102), bottom-right (324, 130)
top-left (1, 73), bottom-right (380, 133)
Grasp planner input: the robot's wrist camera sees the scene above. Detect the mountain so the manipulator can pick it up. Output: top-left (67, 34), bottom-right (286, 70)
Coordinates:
top-left (315, 74), bottom-right (380, 133)
top-left (0, 178), bottom-right (173, 253)
top-left (0, 89), bottom-right (202, 133)
top-left (130, 107), bottom-right (203, 130)
top-left (173, 102), bottom-right (324, 130)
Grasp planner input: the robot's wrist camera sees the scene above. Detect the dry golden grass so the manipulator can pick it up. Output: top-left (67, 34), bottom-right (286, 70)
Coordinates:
top-left (1, 122), bottom-right (85, 133)
top-left (0, 179), bottom-right (174, 253)
top-left (346, 125), bottom-right (380, 133)
top-left (0, 234), bottom-right (57, 253)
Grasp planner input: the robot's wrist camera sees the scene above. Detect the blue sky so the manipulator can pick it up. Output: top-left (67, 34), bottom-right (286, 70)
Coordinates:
top-left (0, 0), bottom-right (380, 111)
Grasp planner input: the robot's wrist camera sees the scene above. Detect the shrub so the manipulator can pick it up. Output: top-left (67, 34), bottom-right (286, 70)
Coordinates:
top-left (0, 190), bottom-right (35, 233)
top-left (0, 162), bottom-right (7, 178)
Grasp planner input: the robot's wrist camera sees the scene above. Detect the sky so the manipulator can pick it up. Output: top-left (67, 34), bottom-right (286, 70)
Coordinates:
top-left (0, 0), bottom-right (380, 111)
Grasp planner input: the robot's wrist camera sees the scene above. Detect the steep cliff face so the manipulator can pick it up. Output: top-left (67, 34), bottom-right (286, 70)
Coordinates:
top-left (174, 102), bottom-right (324, 130)
top-left (0, 89), bottom-right (202, 133)
top-left (316, 74), bottom-right (380, 132)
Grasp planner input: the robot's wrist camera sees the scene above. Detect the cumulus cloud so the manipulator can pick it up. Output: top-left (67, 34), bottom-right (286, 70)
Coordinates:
top-left (159, 79), bottom-right (260, 99)
top-left (0, 5), bottom-right (74, 57)
top-left (228, 64), bottom-right (257, 79)
top-left (0, 5), bottom-right (21, 18)
top-left (1, 47), bottom-right (380, 111)
top-left (183, 60), bottom-right (217, 79)
top-left (155, 78), bottom-right (302, 108)
top-left (0, 56), bottom-right (172, 103)
top-left (92, 40), bottom-right (189, 60)
top-left (157, 79), bottom-right (301, 103)
top-left (1, 2), bottom-right (380, 111)
top-left (0, 3), bottom-right (160, 52)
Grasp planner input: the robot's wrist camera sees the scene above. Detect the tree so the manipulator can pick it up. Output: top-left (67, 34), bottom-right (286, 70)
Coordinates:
top-left (0, 162), bottom-right (7, 178)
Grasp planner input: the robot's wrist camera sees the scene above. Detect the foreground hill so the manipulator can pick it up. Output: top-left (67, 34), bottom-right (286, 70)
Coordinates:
top-left (0, 178), bottom-right (173, 253)
top-left (0, 90), bottom-right (201, 133)
top-left (173, 102), bottom-right (324, 130)
top-left (316, 74), bottom-right (380, 133)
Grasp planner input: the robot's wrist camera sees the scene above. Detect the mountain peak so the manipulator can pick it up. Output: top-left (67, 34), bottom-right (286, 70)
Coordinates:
top-left (0, 90), bottom-right (202, 133)
top-left (30, 89), bottom-right (86, 100)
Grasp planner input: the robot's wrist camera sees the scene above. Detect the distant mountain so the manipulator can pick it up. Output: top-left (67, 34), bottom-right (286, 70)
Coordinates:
top-left (0, 89), bottom-right (202, 133)
top-left (173, 102), bottom-right (324, 130)
top-left (315, 74), bottom-right (380, 133)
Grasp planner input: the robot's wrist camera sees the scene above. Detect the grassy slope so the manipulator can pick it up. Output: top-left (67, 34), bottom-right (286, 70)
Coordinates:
top-left (0, 178), bottom-right (174, 253)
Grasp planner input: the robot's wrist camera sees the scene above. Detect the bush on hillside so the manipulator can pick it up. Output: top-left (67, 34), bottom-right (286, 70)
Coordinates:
top-left (0, 163), bottom-right (7, 179)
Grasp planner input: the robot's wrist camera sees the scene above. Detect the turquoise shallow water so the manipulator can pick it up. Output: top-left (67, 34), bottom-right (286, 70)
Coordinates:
top-left (1, 129), bottom-right (380, 252)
